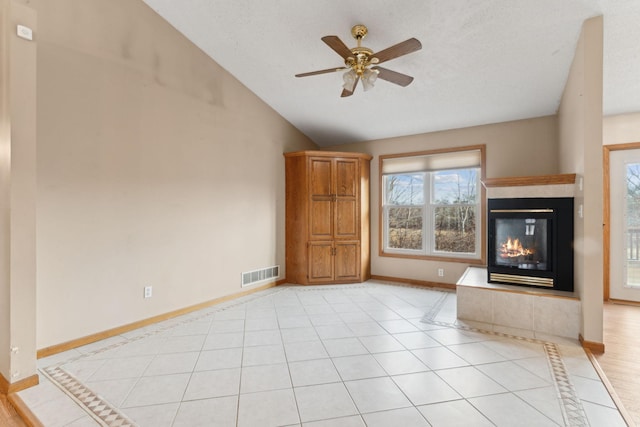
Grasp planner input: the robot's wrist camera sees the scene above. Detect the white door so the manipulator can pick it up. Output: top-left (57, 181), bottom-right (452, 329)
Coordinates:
top-left (610, 149), bottom-right (640, 302)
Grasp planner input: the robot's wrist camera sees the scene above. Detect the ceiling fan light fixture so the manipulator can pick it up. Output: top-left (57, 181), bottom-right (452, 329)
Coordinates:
top-left (362, 68), bottom-right (379, 91)
top-left (342, 69), bottom-right (357, 90)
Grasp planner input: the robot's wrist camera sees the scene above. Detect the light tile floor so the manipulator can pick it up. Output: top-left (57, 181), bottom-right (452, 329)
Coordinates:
top-left (19, 281), bottom-right (627, 426)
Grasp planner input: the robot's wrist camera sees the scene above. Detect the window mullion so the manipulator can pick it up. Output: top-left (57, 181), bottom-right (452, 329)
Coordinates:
top-left (424, 172), bottom-right (430, 255)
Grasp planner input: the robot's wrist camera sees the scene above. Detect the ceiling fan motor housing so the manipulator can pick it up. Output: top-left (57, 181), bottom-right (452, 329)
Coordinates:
top-left (346, 25), bottom-right (378, 76)
top-left (346, 47), bottom-right (377, 76)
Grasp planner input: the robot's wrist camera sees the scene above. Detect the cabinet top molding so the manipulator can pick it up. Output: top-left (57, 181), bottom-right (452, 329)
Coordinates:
top-left (284, 150), bottom-right (373, 160)
top-left (483, 173), bottom-right (576, 187)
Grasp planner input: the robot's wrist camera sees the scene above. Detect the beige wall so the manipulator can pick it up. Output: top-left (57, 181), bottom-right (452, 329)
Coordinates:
top-left (0, 0), bottom-right (38, 384)
top-left (603, 113), bottom-right (640, 145)
top-left (325, 116), bottom-right (559, 284)
top-left (33, 0), bottom-right (316, 348)
top-left (558, 16), bottom-right (604, 344)
top-left (0, 0), bottom-right (11, 383)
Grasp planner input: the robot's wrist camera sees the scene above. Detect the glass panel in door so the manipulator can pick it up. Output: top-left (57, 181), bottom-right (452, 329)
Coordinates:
top-left (610, 149), bottom-right (640, 302)
top-left (625, 163), bottom-right (640, 289)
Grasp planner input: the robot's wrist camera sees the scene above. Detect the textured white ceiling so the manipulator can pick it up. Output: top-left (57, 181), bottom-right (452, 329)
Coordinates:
top-left (141, 0), bottom-right (640, 147)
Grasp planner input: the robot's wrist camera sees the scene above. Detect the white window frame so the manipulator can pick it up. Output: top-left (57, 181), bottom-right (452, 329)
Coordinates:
top-left (380, 146), bottom-right (486, 263)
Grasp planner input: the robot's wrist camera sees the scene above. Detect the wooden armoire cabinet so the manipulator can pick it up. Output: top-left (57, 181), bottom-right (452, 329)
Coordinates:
top-left (285, 151), bottom-right (372, 285)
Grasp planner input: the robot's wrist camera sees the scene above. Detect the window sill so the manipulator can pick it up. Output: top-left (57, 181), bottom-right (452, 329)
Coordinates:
top-left (379, 251), bottom-right (485, 265)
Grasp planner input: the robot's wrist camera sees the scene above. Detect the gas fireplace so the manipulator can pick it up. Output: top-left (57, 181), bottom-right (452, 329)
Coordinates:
top-left (487, 197), bottom-right (573, 292)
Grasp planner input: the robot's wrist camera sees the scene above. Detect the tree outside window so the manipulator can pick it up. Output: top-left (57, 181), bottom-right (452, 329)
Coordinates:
top-left (432, 169), bottom-right (477, 254)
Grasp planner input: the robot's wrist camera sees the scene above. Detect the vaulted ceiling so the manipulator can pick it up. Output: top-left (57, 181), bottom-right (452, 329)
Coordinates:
top-left (141, 0), bottom-right (640, 147)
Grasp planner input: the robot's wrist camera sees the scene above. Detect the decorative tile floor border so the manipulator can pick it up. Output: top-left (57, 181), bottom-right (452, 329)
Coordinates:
top-left (544, 343), bottom-right (589, 426)
top-left (421, 290), bottom-right (450, 320)
top-left (421, 317), bottom-right (589, 425)
top-left (36, 286), bottom-right (290, 426)
top-left (40, 283), bottom-right (590, 426)
top-left (41, 366), bottom-right (136, 427)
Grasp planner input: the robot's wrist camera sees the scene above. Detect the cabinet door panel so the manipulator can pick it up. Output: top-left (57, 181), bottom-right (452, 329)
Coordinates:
top-left (334, 159), bottom-right (359, 240)
top-left (309, 157), bottom-right (334, 240)
top-left (335, 241), bottom-right (360, 281)
top-left (335, 199), bottom-right (358, 239)
top-left (310, 158), bottom-right (332, 196)
top-left (310, 199), bottom-right (333, 239)
top-left (335, 159), bottom-right (357, 197)
top-left (308, 242), bottom-right (334, 283)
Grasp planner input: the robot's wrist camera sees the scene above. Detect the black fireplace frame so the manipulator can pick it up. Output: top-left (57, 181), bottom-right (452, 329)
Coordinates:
top-left (487, 197), bottom-right (574, 292)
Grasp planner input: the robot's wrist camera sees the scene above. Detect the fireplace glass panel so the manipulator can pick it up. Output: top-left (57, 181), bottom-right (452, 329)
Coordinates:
top-left (494, 218), bottom-right (549, 271)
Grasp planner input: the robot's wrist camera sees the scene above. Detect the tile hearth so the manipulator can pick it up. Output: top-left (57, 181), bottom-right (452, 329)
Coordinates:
top-left (457, 267), bottom-right (581, 339)
top-left (19, 281), bottom-right (624, 426)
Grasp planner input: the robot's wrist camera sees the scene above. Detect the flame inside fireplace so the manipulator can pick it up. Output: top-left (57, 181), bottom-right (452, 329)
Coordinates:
top-left (500, 237), bottom-right (533, 258)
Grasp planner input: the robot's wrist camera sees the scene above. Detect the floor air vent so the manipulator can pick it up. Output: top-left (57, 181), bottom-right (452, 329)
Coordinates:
top-left (242, 265), bottom-right (280, 287)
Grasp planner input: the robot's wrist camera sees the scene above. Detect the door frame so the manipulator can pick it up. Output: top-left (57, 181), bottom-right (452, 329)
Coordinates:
top-left (603, 141), bottom-right (640, 301)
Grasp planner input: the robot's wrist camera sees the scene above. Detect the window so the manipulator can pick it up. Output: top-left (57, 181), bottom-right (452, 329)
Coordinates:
top-left (380, 146), bottom-right (485, 262)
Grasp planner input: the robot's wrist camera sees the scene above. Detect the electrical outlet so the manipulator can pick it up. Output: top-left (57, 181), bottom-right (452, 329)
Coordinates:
top-left (144, 286), bottom-right (152, 298)
top-left (437, 268), bottom-right (444, 277)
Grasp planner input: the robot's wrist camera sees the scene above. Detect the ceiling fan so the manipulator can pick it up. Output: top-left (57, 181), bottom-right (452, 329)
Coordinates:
top-left (295, 24), bottom-right (422, 97)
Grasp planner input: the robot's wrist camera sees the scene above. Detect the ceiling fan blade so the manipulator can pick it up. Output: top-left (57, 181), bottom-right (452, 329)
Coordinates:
top-left (372, 66), bottom-right (414, 87)
top-left (341, 76), bottom-right (360, 97)
top-left (373, 38), bottom-right (422, 64)
top-left (295, 67), bottom-right (347, 78)
top-left (322, 35), bottom-right (354, 60)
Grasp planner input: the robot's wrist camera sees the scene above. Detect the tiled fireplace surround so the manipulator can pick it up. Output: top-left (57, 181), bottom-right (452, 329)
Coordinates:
top-left (457, 174), bottom-right (580, 339)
